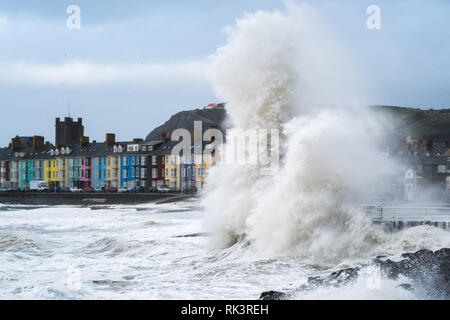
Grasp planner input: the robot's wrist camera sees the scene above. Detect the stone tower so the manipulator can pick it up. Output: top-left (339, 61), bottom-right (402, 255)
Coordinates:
top-left (55, 117), bottom-right (84, 147)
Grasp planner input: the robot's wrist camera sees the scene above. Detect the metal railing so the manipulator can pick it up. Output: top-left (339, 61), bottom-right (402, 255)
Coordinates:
top-left (362, 205), bottom-right (450, 222)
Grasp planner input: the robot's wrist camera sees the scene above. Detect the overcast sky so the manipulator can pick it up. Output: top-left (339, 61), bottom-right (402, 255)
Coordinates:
top-left (0, 0), bottom-right (449, 146)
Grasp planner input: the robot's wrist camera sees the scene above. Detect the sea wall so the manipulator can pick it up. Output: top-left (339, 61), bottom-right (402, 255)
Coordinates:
top-left (0, 192), bottom-right (193, 205)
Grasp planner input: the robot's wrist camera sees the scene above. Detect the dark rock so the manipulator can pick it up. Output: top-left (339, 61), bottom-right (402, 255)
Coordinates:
top-left (259, 291), bottom-right (287, 300)
top-left (259, 248), bottom-right (450, 299)
top-left (397, 283), bottom-right (413, 291)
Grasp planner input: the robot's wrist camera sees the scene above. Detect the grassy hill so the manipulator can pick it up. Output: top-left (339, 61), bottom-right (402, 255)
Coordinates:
top-left (144, 104), bottom-right (450, 143)
top-left (372, 105), bottom-right (450, 142)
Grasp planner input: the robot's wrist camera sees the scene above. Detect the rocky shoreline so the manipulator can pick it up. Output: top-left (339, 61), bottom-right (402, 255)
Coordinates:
top-left (260, 248), bottom-right (450, 300)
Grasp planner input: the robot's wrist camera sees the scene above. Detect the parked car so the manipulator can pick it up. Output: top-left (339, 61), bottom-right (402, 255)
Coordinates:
top-left (156, 185), bottom-right (170, 193)
top-left (130, 186), bottom-right (145, 193)
top-left (29, 181), bottom-right (49, 192)
top-left (83, 187), bottom-right (95, 193)
top-left (106, 187), bottom-right (118, 193)
top-left (0, 188), bottom-right (8, 192)
top-left (147, 186), bottom-right (158, 193)
top-left (70, 187), bottom-right (83, 193)
top-left (118, 187), bottom-right (128, 193)
top-left (182, 187), bottom-right (197, 194)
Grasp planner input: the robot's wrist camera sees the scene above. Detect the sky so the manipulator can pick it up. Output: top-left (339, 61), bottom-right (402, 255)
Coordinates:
top-left (0, 0), bottom-right (449, 146)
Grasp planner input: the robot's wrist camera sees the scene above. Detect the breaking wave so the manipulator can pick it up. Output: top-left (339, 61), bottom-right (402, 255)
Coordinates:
top-left (203, 3), bottom-right (450, 266)
top-left (0, 233), bottom-right (43, 252)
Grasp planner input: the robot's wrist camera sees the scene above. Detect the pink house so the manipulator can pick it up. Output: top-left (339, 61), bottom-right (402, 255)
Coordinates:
top-left (80, 157), bottom-right (93, 188)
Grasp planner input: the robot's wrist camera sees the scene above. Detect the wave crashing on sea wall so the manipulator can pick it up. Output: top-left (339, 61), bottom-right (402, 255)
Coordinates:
top-left (202, 4), bottom-right (450, 266)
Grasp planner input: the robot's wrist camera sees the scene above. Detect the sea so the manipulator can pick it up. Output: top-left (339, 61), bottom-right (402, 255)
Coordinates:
top-left (1, 199), bottom-right (449, 300)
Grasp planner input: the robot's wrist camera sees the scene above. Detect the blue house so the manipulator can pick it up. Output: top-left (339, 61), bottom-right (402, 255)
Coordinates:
top-left (93, 156), bottom-right (108, 190)
top-left (120, 155), bottom-right (136, 189)
top-left (180, 154), bottom-right (196, 192)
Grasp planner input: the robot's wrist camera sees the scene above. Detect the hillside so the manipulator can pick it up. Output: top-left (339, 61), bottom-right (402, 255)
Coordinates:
top-left (145, 107), bottom-right (228, 142)
top-left (145, 104), bottom-right (450, 143)
top-left (372, 105), bottom-right (450, 142)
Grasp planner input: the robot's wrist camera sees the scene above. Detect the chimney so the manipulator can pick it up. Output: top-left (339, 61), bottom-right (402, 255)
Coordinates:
top-left (10, 136), bottom-right (21, 150)
top-left (106, 133), bottom-right (116, 146)
top-left (133, 138), bottom-right (143, 144)
top-left (161, 131), bottom-right (169, 144)
top-left (32, 136), bottom-right (44, 151)
top-left (80, 136), bottom-right (89, 147)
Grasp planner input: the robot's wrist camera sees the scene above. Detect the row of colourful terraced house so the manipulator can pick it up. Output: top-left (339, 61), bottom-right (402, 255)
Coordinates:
top-left (0, 132), bottom-right (215, 192)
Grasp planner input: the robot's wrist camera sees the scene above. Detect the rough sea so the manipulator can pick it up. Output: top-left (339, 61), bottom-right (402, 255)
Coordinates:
top-left (1, 199), bottom-right (449, 300)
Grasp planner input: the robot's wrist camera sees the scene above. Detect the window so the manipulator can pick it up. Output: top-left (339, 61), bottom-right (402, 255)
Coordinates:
top-left (123, 157), bottom-right (128, 166)
top-left (198, 168), bottom-right (204, 177)
top-left (152, 168), bottom-right (157, 178)
top-left (131, 167), bottom-right (135, 177)
top-left (171, 168), bottom-right (177, 178)
top-left (127, 145), bottom-right (139, 152)
top-left (141, 156), bottom-right (146, 165)
top-left (170, 181), bottom-right (176, 189)
top-left (152, 156), bottom-right (157, 165)
top-left (142, 146), bottom-right (147, 151)
top-left (141, 168), bottom-right (146, 178)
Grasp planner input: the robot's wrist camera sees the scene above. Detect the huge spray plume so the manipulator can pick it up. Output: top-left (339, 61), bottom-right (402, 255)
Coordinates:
top-left (203, 4), bottom-right (449, 266)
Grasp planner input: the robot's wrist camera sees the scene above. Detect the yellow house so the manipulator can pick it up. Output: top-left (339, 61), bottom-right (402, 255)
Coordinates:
top-left (107, 155), bottom-right (120, 188)
top-left (195, 149), bottom-right (215, 191)
top-left (165, 154), bottom-right (180, 190)
top-left (44, 159), bottom-right (55, 186)
top-left (54, 157), bottom-right (67, 188)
